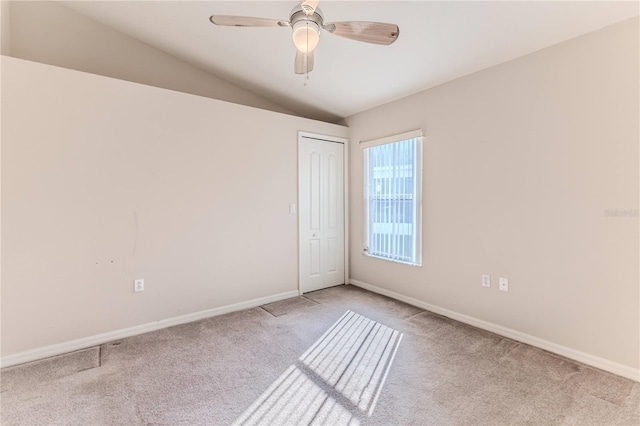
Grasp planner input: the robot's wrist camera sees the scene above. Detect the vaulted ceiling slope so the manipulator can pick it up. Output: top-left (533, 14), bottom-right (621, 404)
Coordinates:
top-left (61, 1), bottom-right (639, 123)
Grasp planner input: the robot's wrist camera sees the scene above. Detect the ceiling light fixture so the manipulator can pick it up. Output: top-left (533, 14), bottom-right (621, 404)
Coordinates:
top-left (210, 0), bottom-right (399, 77)
top-left (292, 20), bottom-right (320, 53)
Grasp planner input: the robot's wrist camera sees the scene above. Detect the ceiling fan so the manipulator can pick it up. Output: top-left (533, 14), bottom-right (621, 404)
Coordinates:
top-left (209, 0), bottom-right (399, 77)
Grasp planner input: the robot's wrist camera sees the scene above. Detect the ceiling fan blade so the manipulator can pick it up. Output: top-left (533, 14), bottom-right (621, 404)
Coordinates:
top-left (300, 0), bottom-right (320, 15)
top-left (209, 15), bottom-right (290, 27)
top-left (295, 50), bottom-right (315, 74)
top-left (323, 21), bottom-right (399, 45)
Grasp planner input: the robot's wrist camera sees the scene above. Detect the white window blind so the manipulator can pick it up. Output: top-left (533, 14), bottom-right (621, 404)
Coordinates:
top-left (363, 131), bottom-right (422, 266)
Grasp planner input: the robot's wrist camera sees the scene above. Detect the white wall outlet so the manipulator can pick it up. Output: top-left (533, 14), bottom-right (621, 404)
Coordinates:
top-left (482, 274), bottom-right (491, 288)
top-left (134, 279), bottom-right (144, 293)
top-left (499, 277), bottom-right (509, 292)
top-left (289, 203), bottom-right (296, 214)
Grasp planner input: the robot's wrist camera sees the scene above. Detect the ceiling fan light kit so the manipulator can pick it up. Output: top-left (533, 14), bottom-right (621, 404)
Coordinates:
top-left (291, 13), bottom-right (322, 54)
top-left (209, 0), bottom-right (399, 77)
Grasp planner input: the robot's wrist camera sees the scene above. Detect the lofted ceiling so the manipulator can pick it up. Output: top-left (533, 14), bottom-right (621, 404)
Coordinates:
top-left (60, 1), bottom-right (639, 123)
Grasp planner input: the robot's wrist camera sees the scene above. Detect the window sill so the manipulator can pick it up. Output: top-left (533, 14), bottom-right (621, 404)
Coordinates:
top-left (363, 252), bottom-right (422, 267)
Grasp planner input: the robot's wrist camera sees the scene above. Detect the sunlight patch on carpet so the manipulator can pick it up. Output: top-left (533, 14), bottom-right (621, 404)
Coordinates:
top-left (233, 311), bottom-right (402, 425)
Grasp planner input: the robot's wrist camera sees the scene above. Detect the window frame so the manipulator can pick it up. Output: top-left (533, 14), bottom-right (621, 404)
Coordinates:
top-left (362, 130), bottom-right (423, 267)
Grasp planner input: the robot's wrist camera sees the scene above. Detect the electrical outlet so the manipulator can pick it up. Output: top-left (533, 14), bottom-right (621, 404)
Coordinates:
top-left (134, 279), bottom-right (144, 293)
top-left (482, 274), bottom-right (491, 288)
top-left (289, 204), bottom-right (296, 214)
top-left (499, 277), bottom-right (509, 292)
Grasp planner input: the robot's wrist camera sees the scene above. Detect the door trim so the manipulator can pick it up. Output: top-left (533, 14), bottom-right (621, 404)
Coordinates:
top-left (297, 131), bottom-right (349, 295)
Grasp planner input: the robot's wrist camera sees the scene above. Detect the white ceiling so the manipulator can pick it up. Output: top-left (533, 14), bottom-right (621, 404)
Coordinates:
top-left (61, 1), bottom-right (639, 123)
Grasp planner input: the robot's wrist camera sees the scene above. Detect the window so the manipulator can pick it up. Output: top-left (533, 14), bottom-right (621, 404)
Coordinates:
top-left (362, 130), bottom-right (423, 266)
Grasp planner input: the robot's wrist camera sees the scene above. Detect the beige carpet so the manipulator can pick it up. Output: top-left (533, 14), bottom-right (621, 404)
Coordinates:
top-left (1, 285), bottom-right (638, 425)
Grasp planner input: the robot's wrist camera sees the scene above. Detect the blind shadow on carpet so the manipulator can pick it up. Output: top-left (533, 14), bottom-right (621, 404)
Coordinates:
top-left (233, 310), bottom-right (403, 425)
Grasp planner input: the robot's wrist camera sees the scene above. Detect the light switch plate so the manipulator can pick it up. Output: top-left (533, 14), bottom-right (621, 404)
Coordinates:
top-left (482, 274), bottom-right (491, 288)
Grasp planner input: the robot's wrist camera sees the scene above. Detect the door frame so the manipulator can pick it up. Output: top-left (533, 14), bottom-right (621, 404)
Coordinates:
top-left (297, 131), bottom-right (349, 295)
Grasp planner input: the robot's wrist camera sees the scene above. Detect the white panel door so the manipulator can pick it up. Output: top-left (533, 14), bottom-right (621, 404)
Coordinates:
top-left (299, 135), bottom-right (345, 293)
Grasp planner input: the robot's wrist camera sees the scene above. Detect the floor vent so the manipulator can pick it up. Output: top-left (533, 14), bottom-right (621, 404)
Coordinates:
top-left (1, 346), bottom-right (100, 392)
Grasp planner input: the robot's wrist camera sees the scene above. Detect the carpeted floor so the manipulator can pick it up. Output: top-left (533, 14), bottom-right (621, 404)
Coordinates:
top-left (1, 284), bottom-right (638, 425)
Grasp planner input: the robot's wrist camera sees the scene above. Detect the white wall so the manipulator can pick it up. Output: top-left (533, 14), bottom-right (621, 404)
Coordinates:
top-left (347, 18), bottom-right (639, 373)
top-left (1, 56), bottom-right (347, 357)
top-left (7, 1), bottom-right (296, 117)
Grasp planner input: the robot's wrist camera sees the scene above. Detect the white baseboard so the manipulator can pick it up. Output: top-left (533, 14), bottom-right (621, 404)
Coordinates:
top-left (0, 290), bottom-right (299, 369)
top-left (349, 279), bottom-right (640, 382)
